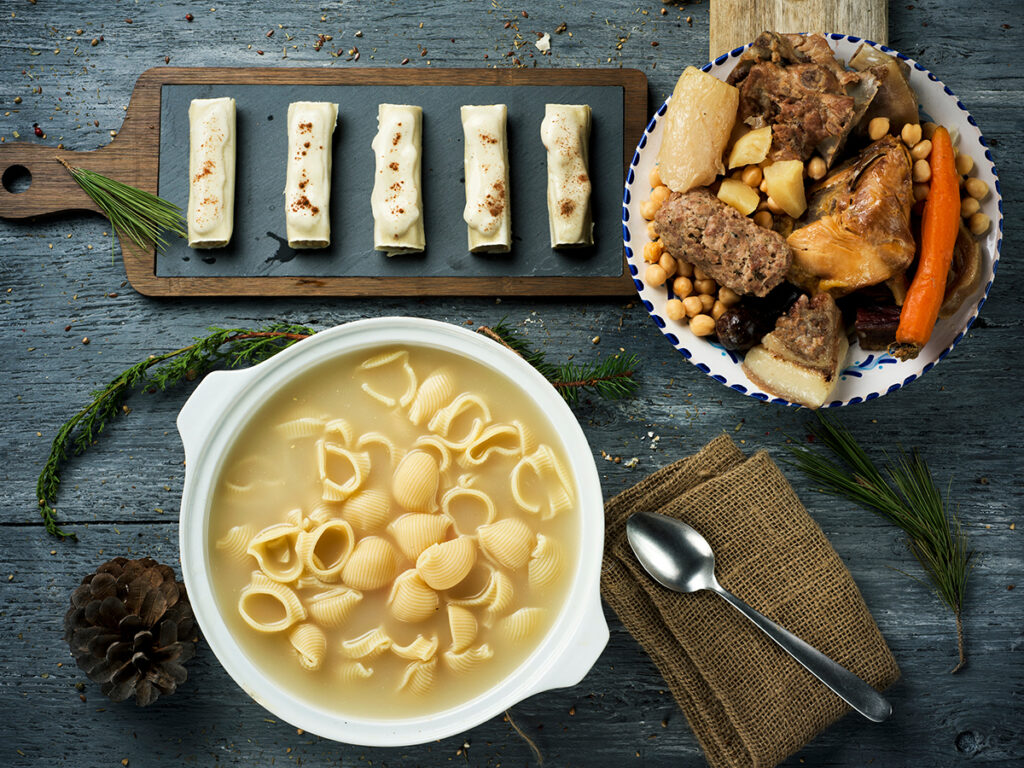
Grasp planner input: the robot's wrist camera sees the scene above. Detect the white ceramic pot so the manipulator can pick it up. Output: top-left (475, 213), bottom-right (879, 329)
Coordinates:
top-left (177, 316), bottom-right (609, 746)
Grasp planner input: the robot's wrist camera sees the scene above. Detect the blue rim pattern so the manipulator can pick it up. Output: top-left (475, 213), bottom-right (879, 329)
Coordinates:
top-left (623, 34), bottom-right (1003, 408)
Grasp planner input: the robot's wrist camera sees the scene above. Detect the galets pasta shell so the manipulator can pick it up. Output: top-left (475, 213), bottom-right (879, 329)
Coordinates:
top-left (511, 445), bottom-right (575, 519)
top-left (440, 486), bottom-right (496, 537)
top-left (307, 501), bottom-right (342, 527)
top-left (446, 605), bottom-right (478, 654)
top-left (392, 450), bottom-right (440, 513)
top-left (477, 518), bottom-right (535, 570)
top-left (411, 434), bottom-right (452, 472)
top-left (391, 634), bottom-right (440, 661)
top-left (238, 572), bottom-right (306, 633)
top-left (388, 513), bottom-right (452, 561)
top-left (337, 661), bottom-right (374, 683)
top-left (447, 566), bottom-right (514, 626)
top-left (416, 536), bottom-right (477, 591)
top-left (408, 367), bottom-right (456, 426)
top-left (341, 536), bottom-right (399, 590)
top-left (398, 657), bottom-right (437, 696)
top-left (358, 350), bottom-right (418, 408)
top-left (340, 627), bottom-right (392, 659)
top-left (427, 392), bottom-right (491, 450)
top-left (357, 431), bottom-right (407, 472)
top-left (527, 534), bottom-right (564, 590)
top-left (341, 489), bottom-right (392, 534)
top-left (246, 523), bottom-right (305, 583)
top-left (275, 416), bottom-right (327, 441)
top-left (324, 417), bottom-right (356, 447)
top-left (387, 569), bottom-right (440, 623)
top-left (289, 623), bottom-right (327, 671)
top-left (442, 643), bottom-right (494, 674)
top-left (318, 441), bottom-right (371, 502)
top-left (463, 421), bottom-right (534, 466)
top-left (499, 607), bottom-right (547, 643)
top-left (298, 519), bottom-right (356, 582)
top-left (306, 586), bottom-right (362, 627)
top-left (215, 524), bottom-right (254, 561)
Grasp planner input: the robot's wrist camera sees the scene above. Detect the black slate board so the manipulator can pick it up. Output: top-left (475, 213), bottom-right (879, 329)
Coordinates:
top-left (156, 83), bottom-right (624, 278)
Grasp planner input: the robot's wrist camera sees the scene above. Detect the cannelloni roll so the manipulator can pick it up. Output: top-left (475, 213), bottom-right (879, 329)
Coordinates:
top-left (285, 101), bottom-right (338, 249)
top-left (370, 104), bottom-right (425, 255)
top-left (187, 97), bottom-right (236, 249)
top-left (460, 104), bottom-right (511, 253)
top-left (540, 104), bottom-right (593, 248)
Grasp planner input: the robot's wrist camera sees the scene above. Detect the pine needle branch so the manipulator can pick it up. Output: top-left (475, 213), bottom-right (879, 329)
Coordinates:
top-left (477, 322), bottom-right (639, 404)
top-left (786, 413), bottom-right (975, 672)
top-left (37, 324), bottom-right (315, 540)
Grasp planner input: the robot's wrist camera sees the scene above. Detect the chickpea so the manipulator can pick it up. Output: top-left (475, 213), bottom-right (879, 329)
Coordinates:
top-left (672, 275), bottom-right (694, 298)
top-left (759, 178), bottom-right (768, 194)
top-left (867, 116), bottom-right (890, 141)
top-left (753, 210), bottom-right (774, 229)
top-left (640, 199), bottom-right (659, 221)
top-left (969, 211), bottom-right (990, 236)
top-left (718, 286), bottom-right (741, 306)
top-left (960, 196), bottom-right (980, 219)
top-left (711, 299), bottom-right (728, 321)
top-left (910, 139), bottom-right (933, 161)
top-left (921, 121), bottom-right (939, 140)
top-left (912, 158), bottom-right (931, 183)
top-left (901, 122), bottom-right (923, 147)
top-left (682, 295), bottom-right (703, 318)
top-left (766, 196), bottom-right (785, 214)
top-left (955, 153), bottom-right (974, 176)
top-left (965, 177), bottom-right (989, 200)
top-left (689, 314), bottom-right (716, 337)
top-left (806, 156), bottom-right (827, 180)
top-left (676, 260), bottom-right (694, 278)
top-left (741, 165), bottom-right (763, 187)
top-left (651, 184), bottom-right (671, 206)
top-left (730, 168), bottom-right (745, 180)
top-left (692, 266), bottom-right (709, 281)
top-left (665, 298), bottom-right (686, 321)
top-left (698, 293), bottom-right (715, 313)
top-left (658, 252), bottom-right (678, 278)
top-left (645, 264), bottom-right (667, 287)
top-left (648, 165), bottom-right (662, 188)
top-left (642, 239), bottom-right (664, 263)
top-left (646, 220), bottom-right (658, 239)
top-left (695, 278), bottom-right (717, 296)
top-left (913, 183), bottom-right (930, 202)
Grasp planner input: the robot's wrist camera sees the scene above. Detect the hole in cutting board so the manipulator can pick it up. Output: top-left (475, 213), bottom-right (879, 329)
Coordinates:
top-left (2, 164), bottom-right (32, 194)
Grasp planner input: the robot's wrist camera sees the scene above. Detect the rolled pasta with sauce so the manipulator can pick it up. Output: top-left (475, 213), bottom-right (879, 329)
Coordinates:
top-left (285, 101), bottom-right (338, 249)
top-left (540, 104), bottom-right (593, 248)
top-left (460, 104), bottom-right (511, 253)
top-left (371, 104), bottom-right (426, 255)
top-left (187, 97), bottom-right (236, 248)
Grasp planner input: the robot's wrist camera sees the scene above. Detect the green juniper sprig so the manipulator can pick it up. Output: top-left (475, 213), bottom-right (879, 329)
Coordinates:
top-left (478, 321), bottom-right (639, 404)
top-left (37, 324), bottom-right (315, 540)
top-left (786, 413), bottom-right (975, 673)
top-left (57, 158), bottom-right (186, 253)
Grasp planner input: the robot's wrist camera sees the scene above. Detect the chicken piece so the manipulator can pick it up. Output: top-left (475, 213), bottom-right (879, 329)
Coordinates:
top-left (786, 135), bottom-right (915, 297)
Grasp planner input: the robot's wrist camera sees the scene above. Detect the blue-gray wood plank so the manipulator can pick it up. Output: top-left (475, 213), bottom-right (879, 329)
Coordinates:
top-left (0, 2), bottom-right (1020, 766)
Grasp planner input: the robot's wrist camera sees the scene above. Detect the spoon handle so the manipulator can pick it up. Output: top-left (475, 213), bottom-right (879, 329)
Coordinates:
top-left (713, 585), bottom-right (892, 723)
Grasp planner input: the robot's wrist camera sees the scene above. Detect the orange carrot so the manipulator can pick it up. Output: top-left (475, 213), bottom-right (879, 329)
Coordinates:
top-left (891, 125), bottom-right (960, 360)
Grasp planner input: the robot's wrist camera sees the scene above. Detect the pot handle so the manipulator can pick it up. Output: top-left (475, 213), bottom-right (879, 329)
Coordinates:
top-left (177, 367), bottom-right (261, 464)
top-left (533, 592), bottom-right (609, 693)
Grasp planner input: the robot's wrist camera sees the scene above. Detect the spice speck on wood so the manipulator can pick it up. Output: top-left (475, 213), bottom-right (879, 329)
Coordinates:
top-left (185, 13), bottom-right (193, 21)
top-left (401, 57), bottom-right (410, 65)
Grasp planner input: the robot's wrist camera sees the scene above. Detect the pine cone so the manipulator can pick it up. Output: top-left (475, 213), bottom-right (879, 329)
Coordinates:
top-left (64, 557), bottom-right (198, 706)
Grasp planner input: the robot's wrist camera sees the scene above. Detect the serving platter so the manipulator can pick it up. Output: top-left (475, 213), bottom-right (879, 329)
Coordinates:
top-left (622, 34), bottom-right (1002, 407)
top-left (0, 66), bottom-right (646, 297)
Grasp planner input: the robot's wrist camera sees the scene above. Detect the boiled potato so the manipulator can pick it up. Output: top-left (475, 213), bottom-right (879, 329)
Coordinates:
top-left (717, 178), bottom-right (760, 216)
top-left (657, 67), bottom-right (739, 193)
top-left (727, 126), bottom-right (771, 169)
top-left (763, 160), bottom-right (807, 218)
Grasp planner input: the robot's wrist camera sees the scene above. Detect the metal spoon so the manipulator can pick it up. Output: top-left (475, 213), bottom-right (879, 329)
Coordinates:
top-left (626, 511), bottom-right (892, 723)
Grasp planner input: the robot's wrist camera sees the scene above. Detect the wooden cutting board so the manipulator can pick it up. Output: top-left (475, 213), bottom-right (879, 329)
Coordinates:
top-left (710, 0), bottom-right (888, 58)
top-left (0, 66), bottom-right (646, 297)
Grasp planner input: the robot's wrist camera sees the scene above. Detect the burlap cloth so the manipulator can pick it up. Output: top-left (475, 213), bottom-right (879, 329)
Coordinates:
top-left (601, 434), bottom-right (899, 768)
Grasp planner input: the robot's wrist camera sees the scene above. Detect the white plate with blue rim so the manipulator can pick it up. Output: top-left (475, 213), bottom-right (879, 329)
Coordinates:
top-left (622, 34), bottom-right (1002, 407)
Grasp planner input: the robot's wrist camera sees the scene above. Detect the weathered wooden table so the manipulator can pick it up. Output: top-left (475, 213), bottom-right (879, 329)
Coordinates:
top-left (1, 2), bottom-right (1020, 766)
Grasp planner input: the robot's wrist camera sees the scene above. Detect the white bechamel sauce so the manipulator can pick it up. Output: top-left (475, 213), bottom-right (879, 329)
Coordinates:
top-left (187, 97), bottom-right (236, 248)
top-left (284, 101), bottom-right (338, 249)
top-left (370, 104), bottom-right (425, 256)
top-left (540, 104), bottom-right (593, 248)
top-left (460, 104), bottom-right (511, 253)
